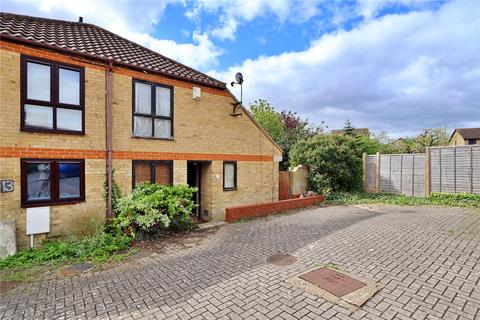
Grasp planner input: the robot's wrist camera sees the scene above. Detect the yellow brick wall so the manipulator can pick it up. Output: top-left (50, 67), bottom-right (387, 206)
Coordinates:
top-left (111, 72), bottom-right (281, 157)
top-left (0, 158), bottom-right (105, 248)
top-left (1, 45), bottom-right (281, 248)
top-left (0, 49), bottom-right (106, 149)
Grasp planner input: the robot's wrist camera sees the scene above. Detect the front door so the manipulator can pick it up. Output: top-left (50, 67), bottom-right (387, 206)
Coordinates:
top-left (187, 162), bottom-right (201, 220)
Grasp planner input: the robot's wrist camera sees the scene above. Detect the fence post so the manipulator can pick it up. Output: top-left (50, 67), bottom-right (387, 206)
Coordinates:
top-left (362, 152), bottom-right (367, 192)
top-left (375, 152), bottom-right (380, 193)
top-left (425, 146), bottom-right (431, 196)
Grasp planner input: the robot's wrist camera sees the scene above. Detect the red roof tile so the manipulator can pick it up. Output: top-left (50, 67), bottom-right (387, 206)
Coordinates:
top-left (0, 12), bottom-right (226, 89)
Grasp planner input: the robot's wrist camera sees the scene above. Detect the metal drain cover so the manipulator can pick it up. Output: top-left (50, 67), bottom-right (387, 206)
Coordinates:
top-left (267, 254), bottom-right (297, 266)
top-left (60, 263), bottom-right (94, 276)
top-left (300, 267), bottom-right (366, 297)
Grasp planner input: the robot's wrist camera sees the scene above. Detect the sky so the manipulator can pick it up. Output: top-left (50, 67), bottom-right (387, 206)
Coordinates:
top-left (1, 0), bottom-right (479, 138)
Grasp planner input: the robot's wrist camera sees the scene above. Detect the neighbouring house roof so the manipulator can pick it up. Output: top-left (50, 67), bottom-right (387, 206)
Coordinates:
top-left (0, 12), bottom-right (226, 89)
top-left (449, 128), bottom-right (480, 141)
top-left (330, 128), bottom-right (370, 136)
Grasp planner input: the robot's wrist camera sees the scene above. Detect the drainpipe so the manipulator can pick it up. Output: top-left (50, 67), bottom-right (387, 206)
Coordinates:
top-left (106, 61), bottom-right (113, 220)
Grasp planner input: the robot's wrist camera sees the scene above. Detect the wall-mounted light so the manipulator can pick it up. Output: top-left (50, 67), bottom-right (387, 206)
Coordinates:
top-left (193, 86), bottom-right (201, 100)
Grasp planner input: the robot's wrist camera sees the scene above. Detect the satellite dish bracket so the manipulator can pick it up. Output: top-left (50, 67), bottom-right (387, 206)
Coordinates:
top-left (231, 102), bottom-right (242, 117)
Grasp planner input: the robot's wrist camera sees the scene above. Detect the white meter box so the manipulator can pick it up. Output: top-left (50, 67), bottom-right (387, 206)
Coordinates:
top-left (26, 207), bottom-right (50, 235)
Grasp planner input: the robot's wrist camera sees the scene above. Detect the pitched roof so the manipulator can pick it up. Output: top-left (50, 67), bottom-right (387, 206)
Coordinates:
top-left (450, 128), bottom-right (480, 140)
top-left (0, 12), bottom-right (226, 89)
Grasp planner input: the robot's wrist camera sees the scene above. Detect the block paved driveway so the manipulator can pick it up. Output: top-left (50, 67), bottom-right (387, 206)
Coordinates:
top-left (1, 205), bottom-right (480, 320)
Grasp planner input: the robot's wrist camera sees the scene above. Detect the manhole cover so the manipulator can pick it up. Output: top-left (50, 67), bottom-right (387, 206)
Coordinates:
top-left (60, 263), bottom-right (94, 276)
top-left (300, 267), bottom-right (366, 297)
top-left (267, 254), bottom-right (297, 266)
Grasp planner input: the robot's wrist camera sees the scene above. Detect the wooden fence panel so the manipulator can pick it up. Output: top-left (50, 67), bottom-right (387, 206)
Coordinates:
top-left (379, 155), bottom-right (391, 192)
top-left (413, 154), bottom-right (426, 196)
top-left (455, 147), bottom-right (472, 193)
top-left (278, 171), bottom-right (290, 200)
top-left (472, 146), bottom-right (480, 194)
top-left (365, 155), bottom-right (377, 192)
top-left (363, 145), bottom-right (479, 196)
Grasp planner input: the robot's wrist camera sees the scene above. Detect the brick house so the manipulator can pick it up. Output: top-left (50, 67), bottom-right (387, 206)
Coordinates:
top-left (449, 128), bottom-right (480, 146)
top-left (0, 13), bottom-right (282, 248)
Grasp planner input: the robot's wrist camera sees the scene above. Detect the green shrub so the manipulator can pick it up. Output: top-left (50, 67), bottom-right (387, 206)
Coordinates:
top-left (429, 192), bottom-right (480, 207)
top-left (324, 192), bottom-right (480, 208)
top-left (114, 184), bottom-right (197, 237)
top-left (290, 134), bottom-right (362, 193)
top-left (0, 230), bottom-right (132, 270)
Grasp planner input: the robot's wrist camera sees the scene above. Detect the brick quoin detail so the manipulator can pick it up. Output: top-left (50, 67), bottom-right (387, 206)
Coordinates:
top-left (225, 196), bottom-right (325, 222)
top-left (0, 147), bottom-right (273, 161)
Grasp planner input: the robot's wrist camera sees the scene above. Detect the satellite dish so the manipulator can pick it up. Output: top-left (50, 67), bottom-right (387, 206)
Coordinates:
top-left (235, 72), bottom-right (243, 84)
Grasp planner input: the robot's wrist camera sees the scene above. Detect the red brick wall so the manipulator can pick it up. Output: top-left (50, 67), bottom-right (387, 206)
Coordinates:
top-left (225, 195), bottom-right (325, 222)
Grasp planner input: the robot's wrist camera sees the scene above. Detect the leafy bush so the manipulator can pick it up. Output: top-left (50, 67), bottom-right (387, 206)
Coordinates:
top-left (290, 134), bottom-right (362, 193)
top-left (429, 192), bottom-right (480, 207)
top-left (324, 192), bottom-right (480, 208)
top-left (0, 230), bottom-right (132, 270)
top-left (114, 184), bottom-right (197, 237)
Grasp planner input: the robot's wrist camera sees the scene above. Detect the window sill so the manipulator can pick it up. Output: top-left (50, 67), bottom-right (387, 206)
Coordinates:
top-left (21, 127), bottom-right (85, 136)
top-left (223, 187), bottom-right (237, 192)
top-left (131, 135), bottom-right (174, 141)
top-left (21, 199), bottom-right (85, 208)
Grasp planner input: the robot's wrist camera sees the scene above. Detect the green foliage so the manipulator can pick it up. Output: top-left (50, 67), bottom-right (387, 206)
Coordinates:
top-left (114, 184), bottom-right (197, 237)
top-left (356, 134), bottom-right (381, 154)
top-left (0, 230), bottom-right (132, 271)
top-left (103, 168), bottom-right (123, 210)
top-left (324, 192), bottom-right (480, 208)
top-left (250, 99), bottom-right (323, 169)
top-left (250, 99), bottom-right (284, 142)
top-left (372, 128), bottom-right (450, 154)
top-left (290, 134), bottom-right (362, 193)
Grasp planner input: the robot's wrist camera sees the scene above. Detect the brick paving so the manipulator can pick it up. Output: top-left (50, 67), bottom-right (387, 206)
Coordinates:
top-left (1, 205), bottom-right (480, 319)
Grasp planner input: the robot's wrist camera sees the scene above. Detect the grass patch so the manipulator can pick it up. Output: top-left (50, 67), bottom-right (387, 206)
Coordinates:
top-left (323, 192), bottom-right (480, 208)
top-left (0, 230), bottom-right (132, 282)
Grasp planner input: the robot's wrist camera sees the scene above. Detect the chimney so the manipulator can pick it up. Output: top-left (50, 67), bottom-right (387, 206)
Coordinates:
top-left (78, 16), bottom-right (83, 23)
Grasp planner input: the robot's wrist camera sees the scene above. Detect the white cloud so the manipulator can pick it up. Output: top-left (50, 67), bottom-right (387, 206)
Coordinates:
top-left (210, 1), bottom-right (480, 137)
top-left (1, 0), bottom-right (223, 69)
top-left (186, 0), bottom-right (321, 41)
top-left (356, 0), bottom-right (430, 20)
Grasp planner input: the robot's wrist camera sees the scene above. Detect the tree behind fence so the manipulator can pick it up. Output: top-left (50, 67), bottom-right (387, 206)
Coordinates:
top-left (363, 145), bottom-right (480, 196)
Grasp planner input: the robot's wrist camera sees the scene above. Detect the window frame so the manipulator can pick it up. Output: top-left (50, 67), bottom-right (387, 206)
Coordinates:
top-left (20, 55), bottom-right (85, 135)
top-left (21, 158), bottom-right (85, 208)
top-left (132, 160), bottom-right (174, 189)
top-left (132, 79), bottom-right (174, 140)
top-left (223, 161), bottom-right (237, 191)
top-left (468, 139), bottom-right (476, 145)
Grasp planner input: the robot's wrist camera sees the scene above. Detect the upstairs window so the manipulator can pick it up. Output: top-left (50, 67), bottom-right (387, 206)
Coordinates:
top-left (132, 80), bottom-right (173, 139)
top-left (21, 55), bottom-right (84, 134)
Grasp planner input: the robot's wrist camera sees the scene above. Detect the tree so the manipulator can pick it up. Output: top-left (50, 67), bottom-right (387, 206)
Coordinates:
top-left (290, 134), bottom-right (363, 194)
top-left (249, 99), bottom-right (284, 142)
top-left (415, 128), bottom-right (449, 149)
top-left (250, 99), bottom-right (324, 169)
top-left (343, 119), bottom-right (355, 135)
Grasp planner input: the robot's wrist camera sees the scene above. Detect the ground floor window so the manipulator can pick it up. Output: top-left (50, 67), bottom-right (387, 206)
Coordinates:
top-left (21, 159), bottom-right (85, 207)
top-left (132, 160), bottom-right (173, 188)
top-left (223, 161), bottom-right (237, 190)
